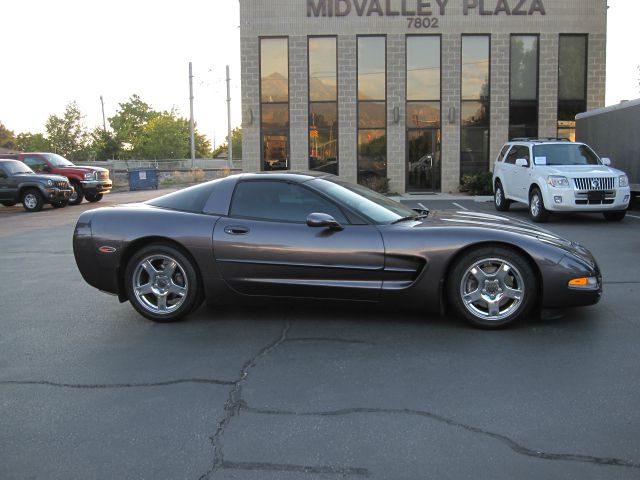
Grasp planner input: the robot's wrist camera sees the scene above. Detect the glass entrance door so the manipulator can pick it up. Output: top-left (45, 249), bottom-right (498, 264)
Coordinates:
top-left (407, 129), bottom-right (440, 192)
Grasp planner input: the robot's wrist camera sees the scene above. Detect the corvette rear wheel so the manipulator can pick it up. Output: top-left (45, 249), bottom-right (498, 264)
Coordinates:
top-left (447, 247), bottom-right (537, 329)
top-left (125, 244), bottom-right (202, 322)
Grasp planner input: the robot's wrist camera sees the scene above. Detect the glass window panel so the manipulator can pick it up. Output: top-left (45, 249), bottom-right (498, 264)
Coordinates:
top-left (261, 104), bottom-right (289, 130)
top-left (509, 101), bottom-right (538, 140)
top-left (559, 35), bottom-right (587, 101)
top-left (510, 36), bottom-right (538, 101)
top-left (407, 36), bottom-right (440, 101)
top-left (261, 38), bottom-right (289, 103)
top-left (358, 37), bottom-right (386, 100)
top-left (309, 37), bottom-right (337, 101)
top-left (262, 134), bottom-right (289, 171)
top-left (557, 128), bottom-right (576, 142)
top-left (407, 102), bottom-right (440, 128)
top-left (309, 103), bottom-right (338, 174)
top-left (358, 102), bottom-right (386, 128)
top-left (461, 101), bottom-right (489, 127)
top-left (462, 36), bottom-right (490, 101)
top-left (357, 130), bottom-right (387, 180)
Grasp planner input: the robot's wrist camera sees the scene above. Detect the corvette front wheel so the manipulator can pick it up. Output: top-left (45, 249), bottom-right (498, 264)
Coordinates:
top-left (447, 247), bottom-right (537, 329)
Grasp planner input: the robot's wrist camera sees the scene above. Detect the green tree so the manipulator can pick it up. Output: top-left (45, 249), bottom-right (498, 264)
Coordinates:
top-left (0, 121), bottom-right (16, 149)
top-left (136, 113), bottom-right (189, 159)
top-left (15, 132), bottom-right (51, 152)
top-left (109, 94), bottom-right (159, 158)
top-left (212, 127), bottom-right (241, 159)
top-left (45, 101), bottom-right (90, 160)
top-left (89, 128), bottom-right (119, 161)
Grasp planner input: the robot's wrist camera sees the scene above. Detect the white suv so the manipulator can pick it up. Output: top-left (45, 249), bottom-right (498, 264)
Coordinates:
top-left (493, 139), bottom-right (631, 222)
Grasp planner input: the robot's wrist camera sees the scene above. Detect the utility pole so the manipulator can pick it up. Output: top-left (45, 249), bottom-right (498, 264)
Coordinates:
top-left (100, 96), bottom-right (107, 132)
top-left (189, 62), bottom-right (196, 169)
top-left (226, 65), bottom-right (233, 169)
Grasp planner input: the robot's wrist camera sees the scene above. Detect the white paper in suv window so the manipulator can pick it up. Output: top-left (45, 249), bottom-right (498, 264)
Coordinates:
top-left (534, 157), bottom-right (547, 165)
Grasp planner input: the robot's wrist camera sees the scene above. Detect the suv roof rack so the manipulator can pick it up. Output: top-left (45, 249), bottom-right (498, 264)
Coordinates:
top-left (510, 137), bottom-right (572, 142)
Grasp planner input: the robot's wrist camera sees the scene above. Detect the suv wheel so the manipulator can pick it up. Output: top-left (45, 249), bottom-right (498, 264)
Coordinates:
top-left (69, 181), bottom-right (84, 205)
top-left (529, 187), bottom-right (549, 223)
top-left (52, 201), bottom-right (68, 208)
top-left (603, 211), bottom-right (626, 222)
top-left (22, 189), bottom-right (44, 212)
top-left (494, 181), bottom-right (510, 212)
top-left (85, 193), bottom-right (104, 203)
top-left (1, 201), bottom-right (17, 207)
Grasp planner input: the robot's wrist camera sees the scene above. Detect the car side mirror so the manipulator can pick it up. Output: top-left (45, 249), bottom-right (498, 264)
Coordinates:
top-left (515, 158), bottom-right (528, 167)
top-left (306, 212), bottom-right (343, 231)
top-left (601, 158), bottom-right (611, 166)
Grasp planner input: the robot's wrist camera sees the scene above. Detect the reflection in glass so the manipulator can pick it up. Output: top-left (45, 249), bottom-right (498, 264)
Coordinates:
top-left (309, 37), bottom-right (337, 102)
top-left (462, 36), bottom-right (489, 101)
top-left (408, 130), bottom-right (440, 191)
top-left (263, 134), bottom-right (289, 171)
top-left (406, 102), bottom-right (440, 128)
top-left (261, 104), bottom-right (289, 130)
top-left (358, 130), bottom-right (387, 183)
top-left (407, 36), bottom-right (440, 101)
top-left (261, 38), bottom-right (289, 103)
top-left (358, 102), bottom-right (386, 129)
top-left (309, 103), bottom-right (338, 174)
top-left (510, 36), bottom-right (538, 101)
top-left (558, 35), bottom-right (587, 139)
top-left (461, 101), bottom-right (488, 127)
top-left (509, 101), bottom-right (538, 140)
top-left (358, 37), bottom-right (385, 100)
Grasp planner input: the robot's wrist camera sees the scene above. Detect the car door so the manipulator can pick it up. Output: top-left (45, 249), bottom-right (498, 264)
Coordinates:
top-left (511, 145), bottom-right (533, 200)
top-left (0, 165), bottom-right (15, 201)
top-left (502, 145), bottom-right (530, 202)
top-left (500, 145), bottom-right (520, 199)
top-left (213, 179), bottom-right (385, 300)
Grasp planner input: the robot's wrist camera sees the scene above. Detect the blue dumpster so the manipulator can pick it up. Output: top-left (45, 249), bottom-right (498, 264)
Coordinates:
top-left (128, 168), bottom-right (159, 191)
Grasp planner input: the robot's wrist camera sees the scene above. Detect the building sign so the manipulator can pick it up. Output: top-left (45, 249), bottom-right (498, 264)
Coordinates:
top-left (306, 0), bottom-right (546, 17)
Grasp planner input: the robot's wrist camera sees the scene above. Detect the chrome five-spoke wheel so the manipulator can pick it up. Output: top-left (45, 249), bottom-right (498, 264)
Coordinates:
top-left (448, 247), bottom-right (537, 328)
top-left (125, 244), bottom-right (202, 322)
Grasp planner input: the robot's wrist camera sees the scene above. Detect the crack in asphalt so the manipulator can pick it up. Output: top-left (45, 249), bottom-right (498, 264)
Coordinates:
top-left (220, 460), bottom-right (369, 477)
top-left (240, 404), bottom-right (640, 470)
top-left (285, 337), bottom-right (375, 345)
top-left (198, 321), bottom-right (292, 480)
top-left (0, 378), bottom-right (235, 389)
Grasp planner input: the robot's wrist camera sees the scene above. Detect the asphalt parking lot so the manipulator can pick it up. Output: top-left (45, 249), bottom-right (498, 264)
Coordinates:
top-left (1, 190), bottom-right (639, 479)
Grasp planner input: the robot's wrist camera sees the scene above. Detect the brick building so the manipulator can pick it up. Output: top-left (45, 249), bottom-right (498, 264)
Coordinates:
top-left (240, 0), bottom-right (607, 193)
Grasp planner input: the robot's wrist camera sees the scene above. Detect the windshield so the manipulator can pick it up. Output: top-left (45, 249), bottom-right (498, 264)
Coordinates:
top-left (2, 160), bottom-right (34, 175)
top-left (533, 144), bottom-right (601, 166)
top-left (43, 153), bottom-right (75, 167)
top-left (310, 178), bottom-right (418, 224)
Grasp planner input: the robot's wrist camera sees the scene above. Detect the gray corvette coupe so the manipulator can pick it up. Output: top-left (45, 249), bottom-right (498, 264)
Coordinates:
top-left (73, 172), bottom-right (602, 328)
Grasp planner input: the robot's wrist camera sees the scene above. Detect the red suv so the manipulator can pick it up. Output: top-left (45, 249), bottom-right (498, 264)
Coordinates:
top-left (0, 152), bottom-right (112, 205)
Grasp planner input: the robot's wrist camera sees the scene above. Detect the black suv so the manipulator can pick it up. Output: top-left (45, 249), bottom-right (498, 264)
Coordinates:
top-left (0, 159), bottom-right (74, 212)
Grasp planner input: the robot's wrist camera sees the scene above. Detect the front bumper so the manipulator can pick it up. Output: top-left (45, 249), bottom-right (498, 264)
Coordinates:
top-left (544, 186), bottom-right (631, 212)
top-left (80, 180), bottom-right (113, 194)
top-left (542, 254), bottom-right (602, 308)
top-left (44, 187), bottom-right (74, 202)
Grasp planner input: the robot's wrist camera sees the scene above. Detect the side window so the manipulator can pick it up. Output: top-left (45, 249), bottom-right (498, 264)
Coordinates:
top-left (517, 146), bottom-right (531, 165)
top-left (24, 156), bottom-right (47, 172)
top-left (504, 146), bottom-right (519, 165)
top-left (230, 181), bottom-right (349, 224)
top-left (497, 145), bottom-right (511, 163)
top-left (0, 166), bottom-right (7, 178)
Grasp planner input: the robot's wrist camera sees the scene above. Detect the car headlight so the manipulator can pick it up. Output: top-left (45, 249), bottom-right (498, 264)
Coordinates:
top-left (46, 179), bottom-right (53, 186)
top-left (619, 175), bottom-right (629, 188)
top-left (84, 172), bottom-right (94, 180)
top-left (547, 176), bottom-right (570, 188)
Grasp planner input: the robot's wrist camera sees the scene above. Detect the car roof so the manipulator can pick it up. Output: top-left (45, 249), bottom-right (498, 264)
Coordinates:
top-left (506, 138), bottom-right (585, 146)
top-left (236, 171), bottom-right (336, 183)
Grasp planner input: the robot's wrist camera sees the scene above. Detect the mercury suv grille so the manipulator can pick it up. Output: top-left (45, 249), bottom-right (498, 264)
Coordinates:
top-left (573, 177), bottom-right (615, 191)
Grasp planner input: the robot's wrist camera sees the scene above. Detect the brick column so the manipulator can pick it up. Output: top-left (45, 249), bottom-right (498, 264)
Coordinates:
top-left (587, 33), bottom-right (606, 111)
top-left (441, 33), bottom-right (461, 193)
top-left (538, 33), bottom-right (559, 139)
top-left (490, 34), bottom-right (510, 170)
top-left (289, 36), bottom-right (308, 171)
top-left (241, 34), bottom-right (260, 172)
top-left (338, 35), bottom-right (357, 184)
top-left (386, 34), bottom-right (406, 194)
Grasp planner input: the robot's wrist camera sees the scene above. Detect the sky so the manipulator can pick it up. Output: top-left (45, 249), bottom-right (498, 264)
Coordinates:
top-left (1, 0), bottom-right (639, 147)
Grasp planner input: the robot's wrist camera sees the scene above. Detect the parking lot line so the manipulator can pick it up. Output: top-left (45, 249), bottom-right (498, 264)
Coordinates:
top-left (452, 202), bottom-right (469, 211)
top-left (626, 214), bottom-right (640, 220)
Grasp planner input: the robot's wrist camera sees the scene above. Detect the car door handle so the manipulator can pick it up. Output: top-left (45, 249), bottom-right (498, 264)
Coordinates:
top-left (224, 225), bottom-right (250, 235)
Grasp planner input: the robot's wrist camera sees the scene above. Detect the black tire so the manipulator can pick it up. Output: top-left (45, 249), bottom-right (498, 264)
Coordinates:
top-left (603, 211), bottom-right (626, 222)
top-left (68, 181), bottom-right (84, 205)
top-left (21, 189), bottom-right (44, 212)
top-left (494, 181), bottom-right (511, 212)
top-left (1, 201), bottom-right (17, 207)
top-left (447, 246), bottom-right (537, 329)
top-left (85, 193), bottom-right (104, 203)
top-left (124, 243), bottom-right (202, 322)
top-left (528, 187), bottom-right (549, 223)
top-left (52, 201), bottom-right (68, 208)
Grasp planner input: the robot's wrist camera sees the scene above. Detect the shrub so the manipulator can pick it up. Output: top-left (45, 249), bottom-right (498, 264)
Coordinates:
top-left (460, 172), bottom-right (494, 196)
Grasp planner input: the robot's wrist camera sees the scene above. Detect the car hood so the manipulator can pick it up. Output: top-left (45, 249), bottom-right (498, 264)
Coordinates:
top-left (55, 165), bottom-right (108, 174)
top-left (541, 165), bottom-right (624, 176)
top-left (14, 173), bottom-right (69, 182)
top-left (415, 210), bottom-right (593, 262)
